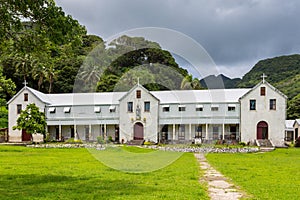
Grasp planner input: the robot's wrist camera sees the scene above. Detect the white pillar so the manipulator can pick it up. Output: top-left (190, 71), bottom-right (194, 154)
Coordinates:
top-left (59, 124), bottom-right (62, 141)
top-left (222, 124), bottom-right (225, 140)
top-left (205, 123), bottom-right (208, 140)
top-left (104, 124), bottom-right (107, 140)
top-left (189, 123), bottom-right (192, 140)
top-left (100, 124), bottom-right (102, 137)
top-left (74, 124), bottom-right (77, 140)
top-left (89, 124), bottom-right (92, 140)
top-left (173, 124), bottom-right (176, 141)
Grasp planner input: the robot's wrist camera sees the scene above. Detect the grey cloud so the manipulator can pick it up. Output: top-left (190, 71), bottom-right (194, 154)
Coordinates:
top-left (56, 0), bottom-right (300, 78)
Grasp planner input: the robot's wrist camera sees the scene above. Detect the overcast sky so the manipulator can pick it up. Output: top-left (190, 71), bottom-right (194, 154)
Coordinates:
top-left (56, 0), bottom-right (300, 78)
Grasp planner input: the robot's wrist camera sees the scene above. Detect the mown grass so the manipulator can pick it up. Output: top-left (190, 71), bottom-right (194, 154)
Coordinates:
top-left (0, 146), bottom-right (208, 200)
top-left (88, 145), bottom-right (184, 173)
top-left (206, 148), bottom-right (300, 200)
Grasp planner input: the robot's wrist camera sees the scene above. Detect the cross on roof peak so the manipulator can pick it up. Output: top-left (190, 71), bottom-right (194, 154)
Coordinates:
top-left (23, 80), bottom-right (28, 87)
top-left (261, 73), bottom-right (267, 83)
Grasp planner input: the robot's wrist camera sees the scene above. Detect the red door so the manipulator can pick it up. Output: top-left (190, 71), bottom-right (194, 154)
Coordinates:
top-left (257, 121), bottom-right (268, 139)
top-left (134, 122), bottom-right (144, 140)
top-left (22, 129), bottom-right (32, 141)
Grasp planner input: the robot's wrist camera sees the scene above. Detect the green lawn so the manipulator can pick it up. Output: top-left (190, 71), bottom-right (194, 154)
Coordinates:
top-left (206, 148), bottom-right (300, 200)
top-left (0, 146), bottom-right (208, 200)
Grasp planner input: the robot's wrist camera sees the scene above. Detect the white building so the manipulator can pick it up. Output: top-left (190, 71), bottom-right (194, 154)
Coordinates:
top-left (7, 79), bottom-right (287, 146)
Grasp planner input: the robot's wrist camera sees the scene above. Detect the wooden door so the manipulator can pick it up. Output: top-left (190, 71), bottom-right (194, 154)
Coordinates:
top-left (134, 122), bottom-right (144, 140)
top-left (257, 121), bottom-right (268, 139)
top-left (22, 129), bottom-right (32, 141)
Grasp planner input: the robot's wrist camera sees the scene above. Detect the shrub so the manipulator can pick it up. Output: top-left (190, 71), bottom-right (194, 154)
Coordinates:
top-left (97, 136), bottom-right (105, 144)
top-left (64, 138), bottom-right (83, 144)
top-left (108, 136), bottom-right (113, 142)
top-left (239, 142), bottom-right (247, 146)
top-left (143, 141), bottom-right (156, 145)
top-left (295, 137), bottom-right (300, 147)
top-left (44, 133), bottom-right (51, 143)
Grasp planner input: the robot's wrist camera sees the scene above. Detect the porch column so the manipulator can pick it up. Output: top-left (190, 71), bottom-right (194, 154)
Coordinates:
top-left (89, 124), bottom-right (92, 140)
top-left (189, 123), bottom-right (192, 140)
top-left (172, 124), bottom-right (176, 140)
top-left (74, 124), bottom-right (77, 140)
top-left (100, 124), bottom-right (102, 137)
top-left (104, 124), bottom-right (107, 140)
top-left (205, 123), bottom-right (208, 140)
top-left (59, 124), bottom-right (62, 140)
top-left (222, 123), bottom-right (225, 140)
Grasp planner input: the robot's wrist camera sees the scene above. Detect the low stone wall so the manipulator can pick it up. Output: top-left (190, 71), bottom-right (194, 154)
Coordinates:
top-left (27, 143), bottom-right (103, 149)
top-left (27, 143), bottom-right (259, 153)
top-left (145, 145), bottom-right (259, 153)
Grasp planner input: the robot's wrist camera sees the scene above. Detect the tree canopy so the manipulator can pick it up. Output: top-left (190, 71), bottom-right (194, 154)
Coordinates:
top-left (0, 0), bottom-right (88, 94)
top-left (75, 35), bottom-right (191, 92)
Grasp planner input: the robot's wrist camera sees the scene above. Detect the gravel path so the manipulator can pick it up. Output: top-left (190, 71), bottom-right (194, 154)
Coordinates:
top-left (195, 153), bottom-right (247, 200)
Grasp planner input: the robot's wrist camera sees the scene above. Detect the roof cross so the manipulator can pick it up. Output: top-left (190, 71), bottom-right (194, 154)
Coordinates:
top-left (261, 73), bottom-right (267, 83)
top-left (23, 80), bottom-right (28, 87)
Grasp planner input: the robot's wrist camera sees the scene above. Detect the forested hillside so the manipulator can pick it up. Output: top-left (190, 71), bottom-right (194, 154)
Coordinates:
top-left (0, 1), bottom-right (195, 128)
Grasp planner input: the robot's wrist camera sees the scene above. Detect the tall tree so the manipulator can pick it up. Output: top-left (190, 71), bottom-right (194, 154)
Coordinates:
top-left (0, 0), bottom-right (87, 92)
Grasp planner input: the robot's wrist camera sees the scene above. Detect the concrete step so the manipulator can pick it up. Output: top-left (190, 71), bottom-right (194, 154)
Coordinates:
top-left (257, 139), bottom-right (273, 147)
top-left (260, 147), bottom-right (275, 152)
top-left (126, 140), bottom-right (144, 146)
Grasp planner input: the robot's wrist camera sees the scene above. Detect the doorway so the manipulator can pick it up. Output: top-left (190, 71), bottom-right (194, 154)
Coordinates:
top-left (257, 121), bottom-right (268, 139)
top-left (22, 129), bottom-right (32, 141)
top-left (134, 122), bottom-right (144, 140)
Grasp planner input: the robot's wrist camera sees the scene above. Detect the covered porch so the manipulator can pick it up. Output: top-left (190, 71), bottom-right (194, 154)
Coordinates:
top-left (159, 123), bottom-right (240, 144)
top-left (47, 123), bottom-right (119, 142)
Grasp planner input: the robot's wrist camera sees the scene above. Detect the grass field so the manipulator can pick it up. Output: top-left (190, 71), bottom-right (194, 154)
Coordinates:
top-left (206, 148), bottom-right (300, 200)
top-left (0, 145), bottom-right (208, 200)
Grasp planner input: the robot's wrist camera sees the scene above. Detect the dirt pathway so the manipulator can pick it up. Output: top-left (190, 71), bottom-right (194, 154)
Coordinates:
top-left (195, 153), bottom-right (247, 200)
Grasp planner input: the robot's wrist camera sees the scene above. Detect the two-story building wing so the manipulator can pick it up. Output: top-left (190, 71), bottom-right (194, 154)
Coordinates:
top-left (7, 80), bottom-right (287, 146)
top-left (239, 81), bottom-right (287, 146)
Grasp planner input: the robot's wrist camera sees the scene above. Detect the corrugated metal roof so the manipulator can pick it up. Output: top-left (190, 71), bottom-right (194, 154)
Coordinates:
top-left (17, 87), bottom-right (250, 106)
top-left (46, 92), bottom-right (126, 106)
top-left (151, 89), bottom-right (250, 104)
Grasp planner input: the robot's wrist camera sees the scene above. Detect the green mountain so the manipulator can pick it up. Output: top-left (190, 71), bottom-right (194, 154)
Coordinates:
top-left (200, 74), bottom-right (241, 89)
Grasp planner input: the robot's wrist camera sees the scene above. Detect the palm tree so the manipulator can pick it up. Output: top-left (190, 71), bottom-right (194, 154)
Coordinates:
top-left (13, 53), bottom-right (37, 81)
top-left (45, 63), bottom-right (56, 94)
top-left (79, 64), bottom-right (102, 92)
top-left (32, 63), bottom-right (46, 91)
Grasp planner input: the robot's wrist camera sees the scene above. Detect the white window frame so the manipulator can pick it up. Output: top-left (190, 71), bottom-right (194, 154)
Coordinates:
top-left (211, 104), bottom-right (219, 111)
top-left (49, 107), bottom-right (56, 113)
top-left (64, 107), bottom-right (71, 113)
top-left (94, 106), bottom-right (101, 113)
top-left (109, 106), bottom-right (116, 113)
top-left (178, 105), bottom-right (186, 112)
top-left (196, 105), bottom-right (203, 111)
